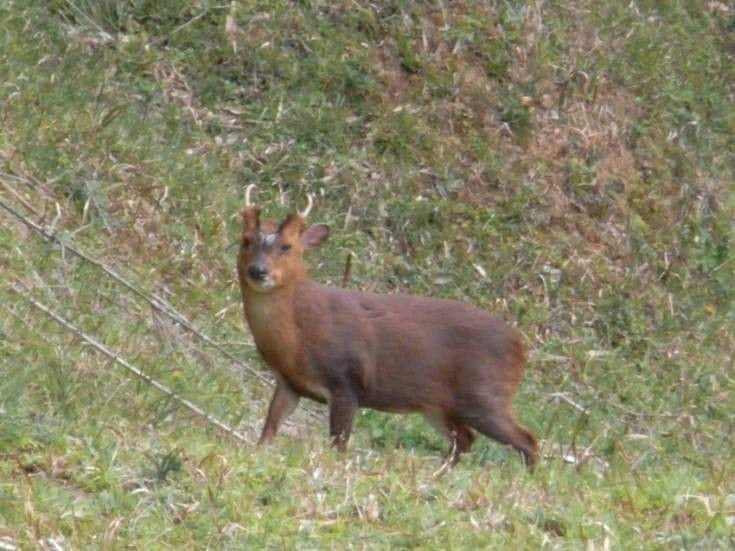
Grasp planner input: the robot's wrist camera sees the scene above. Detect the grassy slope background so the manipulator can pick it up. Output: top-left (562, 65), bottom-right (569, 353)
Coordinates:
top-left (0, 0), bottom-right (733, 547)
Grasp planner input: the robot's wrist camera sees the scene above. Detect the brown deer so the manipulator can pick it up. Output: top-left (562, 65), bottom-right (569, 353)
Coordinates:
top-left (237, 186), bottom-right (538, 467)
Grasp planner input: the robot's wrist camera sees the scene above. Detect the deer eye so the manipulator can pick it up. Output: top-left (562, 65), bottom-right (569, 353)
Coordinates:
top-left (279, 243), bottom-right (292, 255)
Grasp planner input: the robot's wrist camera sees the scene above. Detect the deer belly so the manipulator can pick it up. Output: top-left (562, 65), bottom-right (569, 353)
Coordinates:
top-left (285, 374), bottom-right (330, 403)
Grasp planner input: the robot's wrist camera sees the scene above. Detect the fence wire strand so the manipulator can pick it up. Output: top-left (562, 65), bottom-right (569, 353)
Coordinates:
top-left (8, 283), bottom-right (253, 444)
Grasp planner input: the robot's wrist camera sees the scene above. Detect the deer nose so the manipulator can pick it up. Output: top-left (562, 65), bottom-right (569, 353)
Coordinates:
top-left (247, 264), bottom-right (268, 281)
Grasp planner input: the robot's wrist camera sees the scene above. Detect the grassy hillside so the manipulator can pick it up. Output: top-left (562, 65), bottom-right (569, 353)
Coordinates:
top-left (1, 0), bottom-right (733, 547)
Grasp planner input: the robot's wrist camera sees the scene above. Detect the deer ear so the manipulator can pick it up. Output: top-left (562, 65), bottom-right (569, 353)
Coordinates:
top-left (242, 206), bottom-right (261, 232)
top-left (301, 224), bottom-right (329, 249)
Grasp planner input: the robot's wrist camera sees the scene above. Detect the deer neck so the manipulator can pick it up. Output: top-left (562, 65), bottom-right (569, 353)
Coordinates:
top-left (242, 283), bottom-right (303, 369)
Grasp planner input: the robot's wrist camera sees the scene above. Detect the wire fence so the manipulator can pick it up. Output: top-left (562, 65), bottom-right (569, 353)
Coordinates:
top-left (9, 283), bottom-right (252, 443)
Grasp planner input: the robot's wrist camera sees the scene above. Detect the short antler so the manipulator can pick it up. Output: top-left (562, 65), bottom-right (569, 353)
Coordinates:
top-left (299, 193), bottom-right (314, 219)
top-left (245, 184), bottom-right (257, 207)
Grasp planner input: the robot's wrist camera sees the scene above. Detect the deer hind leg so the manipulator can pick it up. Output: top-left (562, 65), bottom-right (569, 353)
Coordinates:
top-left (423, 413), bottom-right (475, 465)
top-left (462, 408), bottom-right (538, 468)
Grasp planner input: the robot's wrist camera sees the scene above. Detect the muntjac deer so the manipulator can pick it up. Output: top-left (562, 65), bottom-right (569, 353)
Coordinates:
top-left (237, 186), bottom-right (538, 467)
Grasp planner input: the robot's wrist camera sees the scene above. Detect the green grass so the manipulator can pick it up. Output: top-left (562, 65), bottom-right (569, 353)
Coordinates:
top-left (1, 0), bottom-right (733, 547)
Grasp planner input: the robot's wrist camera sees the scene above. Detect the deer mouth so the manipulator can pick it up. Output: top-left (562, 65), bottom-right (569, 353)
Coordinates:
top-left (246, 274), bottom-right (277, 292)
